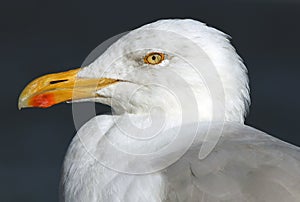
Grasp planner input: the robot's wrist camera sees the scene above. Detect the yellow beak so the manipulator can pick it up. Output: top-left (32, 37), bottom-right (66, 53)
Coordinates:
top-left (18, 68), bottom-right (119, 109)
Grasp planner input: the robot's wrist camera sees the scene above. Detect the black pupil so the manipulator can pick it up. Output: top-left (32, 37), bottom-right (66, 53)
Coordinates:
top-left (152, 55), bottom-right (156, 61)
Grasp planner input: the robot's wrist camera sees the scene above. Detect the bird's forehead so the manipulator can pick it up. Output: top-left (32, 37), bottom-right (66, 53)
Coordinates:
top-left (119, 31), bottom-right (181, 53)
top-left (80, 20), bottom-right (221, 78)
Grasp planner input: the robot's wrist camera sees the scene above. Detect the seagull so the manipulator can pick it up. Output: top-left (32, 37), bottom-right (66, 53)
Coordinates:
top-left (18, 19), bottom-right (300, 202)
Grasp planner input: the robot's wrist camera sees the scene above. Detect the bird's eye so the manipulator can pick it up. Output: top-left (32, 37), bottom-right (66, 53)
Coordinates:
top-left (144, 52), bottom-right (164, 65)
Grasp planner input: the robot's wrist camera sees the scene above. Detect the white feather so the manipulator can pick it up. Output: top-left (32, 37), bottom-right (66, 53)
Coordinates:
top-left (60, 19), bottom-right (300, 202)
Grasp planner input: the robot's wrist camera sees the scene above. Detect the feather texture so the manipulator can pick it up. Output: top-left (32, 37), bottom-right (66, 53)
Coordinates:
top-left (61, 118), bottom-right (300, 201)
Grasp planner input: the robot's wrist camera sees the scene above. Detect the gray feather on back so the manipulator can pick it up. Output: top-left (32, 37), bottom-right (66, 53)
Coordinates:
top-left (163, 123), bottom-right (300, 202)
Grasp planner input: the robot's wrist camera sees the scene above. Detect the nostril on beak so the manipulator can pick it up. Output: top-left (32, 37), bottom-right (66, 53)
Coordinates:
top-left (49, 79), bottom-right (69, 85)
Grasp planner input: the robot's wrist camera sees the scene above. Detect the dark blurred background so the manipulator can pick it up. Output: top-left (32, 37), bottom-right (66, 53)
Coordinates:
top-left (0, 0), bottom-right (299, 201)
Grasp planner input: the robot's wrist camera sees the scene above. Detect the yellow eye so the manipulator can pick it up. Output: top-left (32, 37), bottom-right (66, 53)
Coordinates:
top-left (144, 52), bottom-right (164, 65)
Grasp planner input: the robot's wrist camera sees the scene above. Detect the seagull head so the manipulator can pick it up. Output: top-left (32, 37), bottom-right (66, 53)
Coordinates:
top-left (18, 19), bottom-right (250, 123)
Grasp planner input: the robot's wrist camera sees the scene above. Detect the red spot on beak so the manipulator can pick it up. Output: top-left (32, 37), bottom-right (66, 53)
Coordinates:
top-left (29, 93), bottom-right (55, 108)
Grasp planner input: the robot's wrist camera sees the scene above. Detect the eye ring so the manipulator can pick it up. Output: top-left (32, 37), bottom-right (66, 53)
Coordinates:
top-left (144, 52), bottom-right (165, 65)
